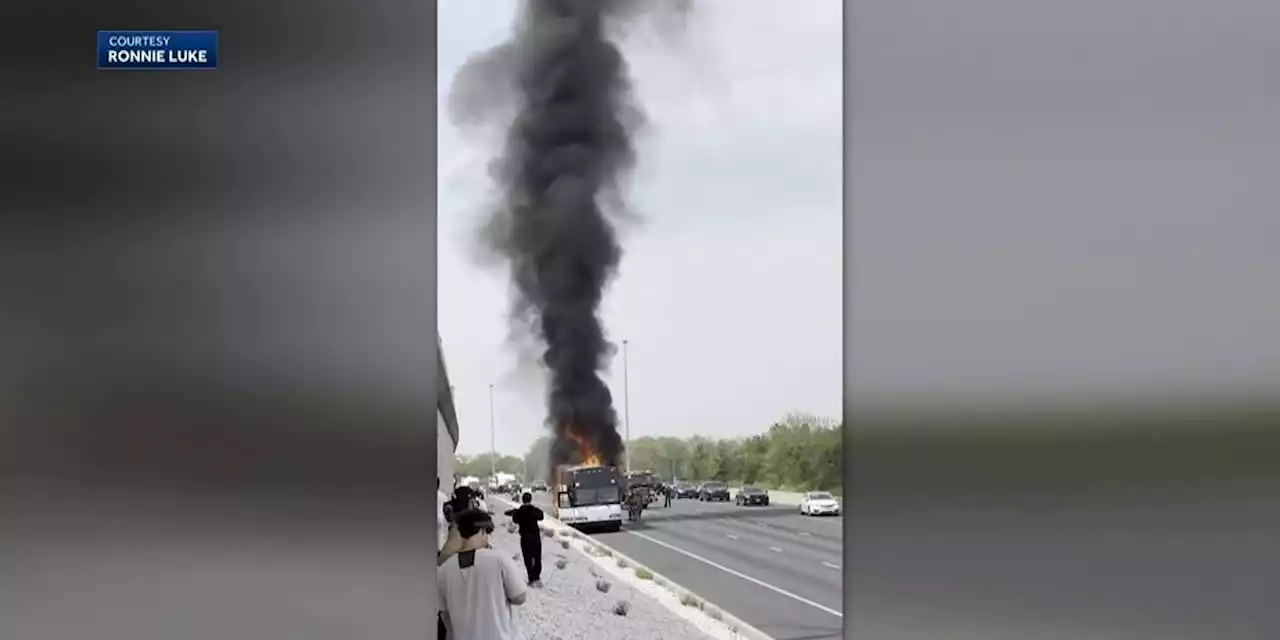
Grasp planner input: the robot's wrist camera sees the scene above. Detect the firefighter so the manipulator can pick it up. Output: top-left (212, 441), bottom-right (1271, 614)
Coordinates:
top-left (626, 487), bottom-right (644, 522)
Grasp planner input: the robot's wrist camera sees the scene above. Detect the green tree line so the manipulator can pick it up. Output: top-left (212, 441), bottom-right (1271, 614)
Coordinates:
top-left (453, 453), bottom-right (524, 479)
top-left (508, 412), bottom-right (843, 495)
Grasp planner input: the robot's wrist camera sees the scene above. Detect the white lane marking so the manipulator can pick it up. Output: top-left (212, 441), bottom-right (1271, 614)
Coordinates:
top-left (627, 530), bottom-right (843, 618)
top-left (768, 546), bottom-right (783, 553)
top-left (822, 561), bottom-right (841, 570)
top-left (798, 531), bottom-right (811, 536)
top-left (727, 534), bottom-right (739, 540)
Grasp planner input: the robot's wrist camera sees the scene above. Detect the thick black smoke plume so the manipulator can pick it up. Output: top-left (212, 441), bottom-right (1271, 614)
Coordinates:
top-left (451, 0), bottom-right (688, 469)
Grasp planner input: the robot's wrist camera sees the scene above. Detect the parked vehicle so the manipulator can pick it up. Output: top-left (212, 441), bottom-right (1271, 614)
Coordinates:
top-left (698, 481), bottom-right (731, 502)
top-left (735, 486), bottom-right (770, 506)
top-left (799, 491), bottom-right (841, 516)
top-left (674, 483), bottom-right (699, 499)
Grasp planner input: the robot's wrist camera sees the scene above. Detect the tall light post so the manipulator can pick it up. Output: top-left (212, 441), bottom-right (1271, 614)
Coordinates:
top-left (622, 339), bottom-right (631, 474)
top-left (488, 383), bottom-right (496, 481)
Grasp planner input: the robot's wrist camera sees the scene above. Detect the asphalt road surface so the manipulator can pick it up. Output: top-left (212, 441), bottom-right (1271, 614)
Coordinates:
top-left (527, 493), bottom-right (844, 640)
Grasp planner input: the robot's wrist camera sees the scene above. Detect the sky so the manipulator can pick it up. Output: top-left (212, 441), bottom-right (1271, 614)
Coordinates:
top-left (438, 1), bottom-right (844, 456)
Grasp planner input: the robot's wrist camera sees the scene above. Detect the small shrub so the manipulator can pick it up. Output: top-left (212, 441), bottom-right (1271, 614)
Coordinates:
top-left (559, 539), bottom-right (570, 549)
top-left (599, 547), bottom-right (613, 557)
top-left (542, 528), bottom-right (555, 538)
top-left (612, 600), bottom-right (630, 616)
top-left (705, 607), bottom-right (723, 620)
top-left (555, 558), bottom-right (568, 570)
top-left (634, 567), bottom-right (653, 580)
top-left (616, 557), bottom-right (629, 568)
top-left (680, 593), bottom-right (703, 608)
top-left (595, 579), bottom-right (611, 593)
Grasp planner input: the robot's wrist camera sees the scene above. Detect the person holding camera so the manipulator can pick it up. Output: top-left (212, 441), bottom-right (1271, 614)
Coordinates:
top-left (438, 509), bottom-right (528, 640)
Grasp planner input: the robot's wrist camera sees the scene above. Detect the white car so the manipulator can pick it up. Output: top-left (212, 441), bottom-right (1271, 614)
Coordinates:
top-left (799, 491), bottom-right (841, 516)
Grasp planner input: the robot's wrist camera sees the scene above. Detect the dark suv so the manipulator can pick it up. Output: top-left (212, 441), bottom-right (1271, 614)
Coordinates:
top-left (674, 483), bottom-right (699, 499)
top-left (698, 481), bottom-right (730, 502)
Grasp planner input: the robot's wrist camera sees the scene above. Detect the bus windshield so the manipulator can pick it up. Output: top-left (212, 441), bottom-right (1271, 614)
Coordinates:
top-left (559, 466), bottom-right (623, 507)
top-left (570, 486), bottom-right (621, 506)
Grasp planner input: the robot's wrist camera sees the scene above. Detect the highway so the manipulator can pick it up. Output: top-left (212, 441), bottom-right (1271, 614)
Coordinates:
top-left (528, 492), bottom-right (844, 640)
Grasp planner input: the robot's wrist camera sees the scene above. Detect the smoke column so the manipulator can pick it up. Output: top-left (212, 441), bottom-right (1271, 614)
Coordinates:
top-left (451, 0), bottom-right (687, 469)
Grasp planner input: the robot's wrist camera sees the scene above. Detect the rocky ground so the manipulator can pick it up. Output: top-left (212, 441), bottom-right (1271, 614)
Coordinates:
top-left (486, 511), bottom-right (721, 640)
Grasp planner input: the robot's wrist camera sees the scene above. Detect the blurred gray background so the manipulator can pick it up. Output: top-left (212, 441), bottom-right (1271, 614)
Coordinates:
top-left (849, 1), bottom-right (1279, 638)
top-left (1, 2), bottom-right (439, 639)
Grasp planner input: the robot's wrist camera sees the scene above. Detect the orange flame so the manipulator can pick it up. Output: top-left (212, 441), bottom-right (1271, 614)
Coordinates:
top-left (565, 425), bottom-right (603, 468)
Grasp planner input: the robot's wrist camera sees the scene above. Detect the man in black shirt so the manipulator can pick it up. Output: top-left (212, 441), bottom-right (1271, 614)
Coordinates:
top-left (503, 492), bottom-right (545, 586)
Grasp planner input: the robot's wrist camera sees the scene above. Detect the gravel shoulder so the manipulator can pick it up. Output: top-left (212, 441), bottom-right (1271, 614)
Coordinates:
top-left (487, 500), bottom-right (738, 640)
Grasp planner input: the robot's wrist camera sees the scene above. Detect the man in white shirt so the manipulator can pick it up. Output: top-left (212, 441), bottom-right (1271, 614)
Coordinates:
top-left (438, 509), bottom-right (528, 640)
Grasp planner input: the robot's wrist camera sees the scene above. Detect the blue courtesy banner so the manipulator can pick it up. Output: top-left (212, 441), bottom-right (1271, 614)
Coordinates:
top-left (98, 30), bottom-right (219, 70)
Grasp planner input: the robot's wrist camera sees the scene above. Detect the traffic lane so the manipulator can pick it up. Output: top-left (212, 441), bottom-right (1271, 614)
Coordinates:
top-left (522, 494), bottom-right (843, 638)
top-left (630, 506), bottom-right (843, 611)
top-left (671, 498), bottom-right (843, 544)
top-left (651, 500), bottom-right (843, 564)
top-left (523, 494), bottom-right (843, 565)
top-left (525, 492), bottom-right (842, 549)
top-left (595, 524), bottom-right (842, 640)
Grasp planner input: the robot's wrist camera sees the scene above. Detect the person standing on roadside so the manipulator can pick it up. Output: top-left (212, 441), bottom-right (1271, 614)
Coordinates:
top-left (438, 509), bottom-right (528, 640)
top-left (504, 492), bottom-right (545, 586)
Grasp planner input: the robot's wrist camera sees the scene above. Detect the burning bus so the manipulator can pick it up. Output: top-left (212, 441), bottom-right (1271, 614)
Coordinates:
top-left (551, 463), bottom-right (625, 532)
top-left (546, 425), bottom-right (625, 531)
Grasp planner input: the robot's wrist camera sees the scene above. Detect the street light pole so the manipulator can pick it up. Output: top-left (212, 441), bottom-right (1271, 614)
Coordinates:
top-left (623, 339), bottom-right (631, 474)
top-left (489, 383), bottom-right (496, 481)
